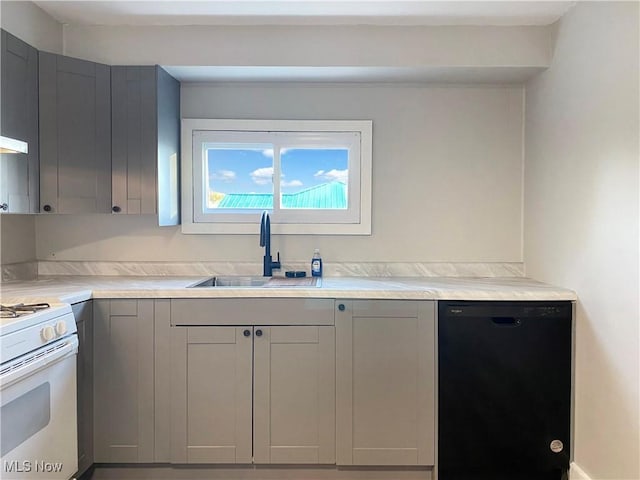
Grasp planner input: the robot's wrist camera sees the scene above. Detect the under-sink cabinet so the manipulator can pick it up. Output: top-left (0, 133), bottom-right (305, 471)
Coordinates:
top-left (168, 299), bottom-right (336, 465)
top-left (335, 300), bottom-right (436, 467)
top-left (170, 325), bottom-right (335, 464)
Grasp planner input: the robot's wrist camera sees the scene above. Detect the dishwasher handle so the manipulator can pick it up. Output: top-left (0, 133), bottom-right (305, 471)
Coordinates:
top-left (491, 316), bottom-right (522, 327)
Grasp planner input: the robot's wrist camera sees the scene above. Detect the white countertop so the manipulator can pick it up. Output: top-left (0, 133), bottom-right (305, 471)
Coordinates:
top-left (0, 275), bottom-right (576, 304)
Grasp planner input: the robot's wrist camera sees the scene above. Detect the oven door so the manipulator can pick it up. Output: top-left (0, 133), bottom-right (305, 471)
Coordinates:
top-left (0, 336), bottom-right (78, 479)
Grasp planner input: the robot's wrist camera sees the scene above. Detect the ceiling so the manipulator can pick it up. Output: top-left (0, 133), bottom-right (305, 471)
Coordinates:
top-left (35, 1), bottom-right (575, 27)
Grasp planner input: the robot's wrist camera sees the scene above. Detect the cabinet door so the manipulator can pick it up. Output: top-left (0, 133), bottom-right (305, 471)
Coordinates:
top-left (111, 65), bottom-right (180, 223)
top-left (39, 52), bottom-right (111, 213)
top-left (336, 300), bottom-right (435, 466)
top-left (111, 66), bottom-right (157, 215)
top-left (253, 326), bottom-right (335, 464)
top-left (170, 327), bottom-right (253, 464)
top-left (72, 301), bottom-right (94, 477)
top-left (93, 300), bottom-right (154, 463)
top-left (0, 29), bottom-right (38, 213)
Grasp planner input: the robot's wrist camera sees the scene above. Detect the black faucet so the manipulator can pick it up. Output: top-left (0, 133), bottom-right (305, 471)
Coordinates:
top-left (260, 211), bottom-right (281, 276)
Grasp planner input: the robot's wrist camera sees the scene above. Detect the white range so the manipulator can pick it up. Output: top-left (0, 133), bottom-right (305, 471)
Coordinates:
top-left (0, 302), bottom-right (78, 480)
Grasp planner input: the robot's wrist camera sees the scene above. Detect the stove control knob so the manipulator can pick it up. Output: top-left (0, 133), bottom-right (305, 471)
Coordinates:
top-left (55, 321), bottom-right (68, 336)
top-left (42, 325), bottom-right (55, 342)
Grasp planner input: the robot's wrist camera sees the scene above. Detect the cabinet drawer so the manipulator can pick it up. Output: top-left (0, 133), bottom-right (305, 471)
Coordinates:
top-left (171, 299), bottom-right (335, 326)
top-left (352, 300), bottom-right (419, 318)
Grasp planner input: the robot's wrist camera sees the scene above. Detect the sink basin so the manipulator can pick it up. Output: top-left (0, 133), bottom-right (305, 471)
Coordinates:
top-left (188, 276), bottom-right (270, 288)
top-left (188, 276), bottom-right (320, 288)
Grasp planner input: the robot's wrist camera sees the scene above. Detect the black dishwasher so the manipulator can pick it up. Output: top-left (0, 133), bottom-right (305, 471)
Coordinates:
top-left (438, 301), bottom-right (572, 480)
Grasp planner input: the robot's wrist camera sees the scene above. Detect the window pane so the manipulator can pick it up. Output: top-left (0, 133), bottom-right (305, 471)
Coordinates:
top-left (205, 147), bottom-right (273, 210)
top-left (279, 148), bottom-right (349, 210)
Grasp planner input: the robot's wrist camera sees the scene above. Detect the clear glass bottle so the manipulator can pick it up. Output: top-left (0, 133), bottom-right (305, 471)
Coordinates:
top-left (311, 249), bottom-right (323, 277)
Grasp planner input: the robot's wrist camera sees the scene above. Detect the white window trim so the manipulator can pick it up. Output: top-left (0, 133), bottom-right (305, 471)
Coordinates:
top-left (181, 119), bottom-right (372, 235)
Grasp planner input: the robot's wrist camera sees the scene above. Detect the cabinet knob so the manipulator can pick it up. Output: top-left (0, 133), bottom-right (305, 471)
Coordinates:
top-left (112, 205), bottom-right (122, 213)
top-left (255, 329), bottom-right (263, 337)
top-left (243, 329), bottom-right (251, 337)
top-left (338, 304), bottom-right (346, 311)
top-left (0, 203), bottom-right (7, 211)
top-left (43, 204), bottom-right (52, 212)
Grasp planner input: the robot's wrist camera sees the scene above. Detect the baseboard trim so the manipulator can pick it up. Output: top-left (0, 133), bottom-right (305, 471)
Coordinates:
top-left (571, 462), bottom-right (592, 480)
top-left (90, 465), bottom-right (434, 480)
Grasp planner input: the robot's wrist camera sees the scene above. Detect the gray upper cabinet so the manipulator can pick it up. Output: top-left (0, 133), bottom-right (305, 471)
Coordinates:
top-left (0, 30), bottom-right (39, 213)
top-left (39, 52), bottom-right (111, 214)
top-left (111, 65), bottom-right (180, 225)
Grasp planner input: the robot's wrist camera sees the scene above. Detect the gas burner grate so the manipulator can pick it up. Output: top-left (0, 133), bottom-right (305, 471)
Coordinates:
top-left (0, 303), bottom-right (51, 318)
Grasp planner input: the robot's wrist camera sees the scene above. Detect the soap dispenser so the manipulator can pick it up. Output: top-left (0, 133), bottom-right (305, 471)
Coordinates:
top-left (311, 249), bottom-right (323, 277)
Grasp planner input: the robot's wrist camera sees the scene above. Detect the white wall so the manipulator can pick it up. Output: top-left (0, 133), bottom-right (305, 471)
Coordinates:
top-left (524, 2), bottom-right (639, 479)
top-left (0, 215), bottom-right (36, 264)
top-left (0, 1), bottom-right (62, 266)
top-left (62, 23), bottom-right (553, 69)
top-left (35, 84), bottom-right (524, 263)
top-left (0, 0), bottom-right (63, 53)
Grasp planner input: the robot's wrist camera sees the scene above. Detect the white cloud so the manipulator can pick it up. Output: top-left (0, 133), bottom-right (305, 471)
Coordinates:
top-left (251, 167), bottom-right (273, 185)
top-left (210, 169), bottom-right (236, 183)
top-left (314, 168), bottom-right (348, 183)
top-left (262, 148), bottom-right (290, 158)
top-left (251, 166), bottom-right (303, 187)
top-left (281, 179), bottom-right (303, 188)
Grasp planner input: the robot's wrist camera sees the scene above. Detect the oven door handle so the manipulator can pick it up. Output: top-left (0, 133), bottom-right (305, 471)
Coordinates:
top-left (0, 336), bottom-right (78, 390)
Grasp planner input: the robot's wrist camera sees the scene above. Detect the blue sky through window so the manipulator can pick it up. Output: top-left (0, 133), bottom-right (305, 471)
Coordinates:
top-left (207, 147), bottom-right (349, 196)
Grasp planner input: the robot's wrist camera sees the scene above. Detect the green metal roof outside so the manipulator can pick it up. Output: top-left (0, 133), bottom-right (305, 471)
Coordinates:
top-left (217, 181), bottom-right (346, 209)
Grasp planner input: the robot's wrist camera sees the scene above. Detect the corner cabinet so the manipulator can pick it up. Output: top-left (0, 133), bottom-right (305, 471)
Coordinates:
top-left (168, 299), bottom-right (336, 464)
top-left (72, 300), bottom-right (93, 477)
top-left (93, 299), bottom-right (154, 463)
top-left (0, 29), bottom-right (39, 213)
top-left (39, 52), bottom-right (111, 214)
top-left (335, 300), bottom-right (436, 466)
top-left (111, 66), bottom-right (180, 225)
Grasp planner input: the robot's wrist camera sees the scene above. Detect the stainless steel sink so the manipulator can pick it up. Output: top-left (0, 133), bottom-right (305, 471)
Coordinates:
top-left (188, 275), bottom-right (320, 288)
top-left (188, 276), bottom-right (270, 288)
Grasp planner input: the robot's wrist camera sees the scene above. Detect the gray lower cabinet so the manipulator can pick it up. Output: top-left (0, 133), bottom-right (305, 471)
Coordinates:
top-left (111, 66), bottom-right (180, 224)
top-left (0, 29), bottom-right (39, 213)
top-left (93, 299), bottom-right (154, 463)
top-left (336, 300), bottom-right (436, 466)
top-left (169, 299), bottom-right (336, 465)
top-left (253, 326), bottom-right (335, 464)
top-left (73, 300), bottom-right (94, 477)
top-left (170, 326), bottom-right (253, 464)
top-left (39, 52), bottom-right (111, 214)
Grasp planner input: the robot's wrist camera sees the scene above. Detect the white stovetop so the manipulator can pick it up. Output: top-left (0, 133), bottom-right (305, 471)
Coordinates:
top-left (0, 275), bottom-right (576, 304)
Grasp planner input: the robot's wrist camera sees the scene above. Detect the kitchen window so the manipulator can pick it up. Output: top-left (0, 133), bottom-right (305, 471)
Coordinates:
top-left (182, 119), bottom-right (372, 234)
